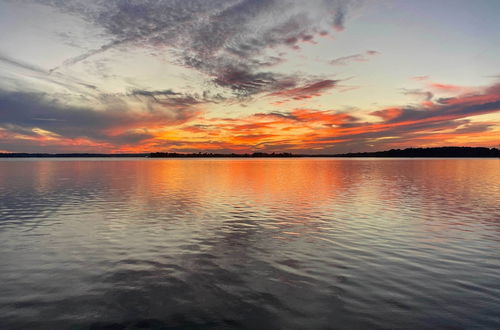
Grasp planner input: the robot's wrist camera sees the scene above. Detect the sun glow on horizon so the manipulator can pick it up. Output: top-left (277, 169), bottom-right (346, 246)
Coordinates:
top-left (0, 0), bottom-right (499, 153)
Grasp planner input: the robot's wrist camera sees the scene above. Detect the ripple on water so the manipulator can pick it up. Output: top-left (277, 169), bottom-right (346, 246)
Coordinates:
top-left (0, 158), bottom-right (499, 329)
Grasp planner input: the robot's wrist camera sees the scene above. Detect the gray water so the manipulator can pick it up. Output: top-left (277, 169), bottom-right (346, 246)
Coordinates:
top-left (0, 158), bottom-right (499, 329)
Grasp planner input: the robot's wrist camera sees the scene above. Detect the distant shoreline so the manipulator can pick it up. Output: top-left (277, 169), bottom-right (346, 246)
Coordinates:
top-left (0, 147), bottom-right (498, 158)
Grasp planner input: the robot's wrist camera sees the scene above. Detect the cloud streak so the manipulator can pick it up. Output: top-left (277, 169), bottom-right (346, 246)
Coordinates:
top-left (269, 79), bottom-right (340, 103)
top-left (329, 50), bottom-right (379, 65)
top-left (0, 52), bottom-right (98, 94)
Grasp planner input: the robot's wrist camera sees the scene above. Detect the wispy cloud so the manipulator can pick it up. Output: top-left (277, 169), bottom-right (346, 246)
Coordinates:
top-left (427, 82), bottom-right (474, 94)
top-left (268, 79), bottom-right (339, 103)
top-left (401, 88), bottom-right (434, 101)
top-left (0, 52), bottom-right (98, 93)
top-left (37, 0), bottom-right (355, 96)
top-left (329, 50), bottom-right (380, 66)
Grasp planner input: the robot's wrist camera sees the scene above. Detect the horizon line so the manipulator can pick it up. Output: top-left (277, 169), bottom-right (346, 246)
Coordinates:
top-left (1, 147), bottom-right (499, 158)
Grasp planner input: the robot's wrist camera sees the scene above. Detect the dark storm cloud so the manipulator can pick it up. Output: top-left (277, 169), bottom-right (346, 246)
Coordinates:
top-left (36, 0), bottom-right (354, 96)
top-left (0, 90), bottom-right (199, 145)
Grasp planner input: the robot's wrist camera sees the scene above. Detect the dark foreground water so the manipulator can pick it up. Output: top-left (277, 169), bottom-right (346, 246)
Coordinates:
top-left (0, 158), bottom-right (499, 329)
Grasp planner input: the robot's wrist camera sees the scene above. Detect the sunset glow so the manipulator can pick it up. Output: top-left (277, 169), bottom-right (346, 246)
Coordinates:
top-left (1, 0), bottom-right (499, 153)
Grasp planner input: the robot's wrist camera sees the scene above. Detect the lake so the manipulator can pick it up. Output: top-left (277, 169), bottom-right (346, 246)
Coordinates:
top-left (0, 158), bottom-right (499, 329)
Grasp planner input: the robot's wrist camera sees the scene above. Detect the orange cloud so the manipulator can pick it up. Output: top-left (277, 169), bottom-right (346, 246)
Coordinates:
top-left (370, 108), bottom-right (403, 121)
top-left (2, 81), bottom-right (499, 154)
top-left (427, 82), bottom-right (475, 94)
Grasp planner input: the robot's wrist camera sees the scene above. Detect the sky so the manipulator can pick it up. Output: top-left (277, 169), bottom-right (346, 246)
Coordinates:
top-left (0, 0), bottom-right (499, 154)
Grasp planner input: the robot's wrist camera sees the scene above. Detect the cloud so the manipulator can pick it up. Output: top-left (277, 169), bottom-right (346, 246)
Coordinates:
top-left (0, 89), bottom-right (200, 151)
top-left (1, 78), bottom-right (498, 153)
top-left (412, 75), bottom-right (429, 81)
top-left (48, 41), bottom-right (124, 74)
top-left (129, 88), bottom-right (225, 110)
top-left (130, 89), bottom-right (179, 98)
top-left (401, 89), bottom-right (434, 101)
top-left (212, 67), bottom-right (286, 96)
top-left (368, 99), bottom-right (499, 126)
top-left (0, 53), bottom-right (47, 74)
top-left (454, 122), bottom-right (495, 134)
top-left (370, 108), bottom-right (403, 121)
top-left (163, 81), bottom-right (500, 153)
top-left (268, 79), bottom-right (339, 103)
top-left (329, 50), bottom-right (380, 65)
top-left (427, 82), bottom-right (474, 94)
top-left (3, 1), bottom-right (498, 154)
top-left (332, 3), bottom-right (347, 31)
top-left (400, 88), bottom-right (434, 107)
top-left (37, 0), bottom-right (355, 96)
top-left (0, 52), bottom-right (98, 93)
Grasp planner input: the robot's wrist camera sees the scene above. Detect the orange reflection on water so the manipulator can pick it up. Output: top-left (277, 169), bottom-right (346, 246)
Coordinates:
top-left (3, 158), bottom-right (497, 242)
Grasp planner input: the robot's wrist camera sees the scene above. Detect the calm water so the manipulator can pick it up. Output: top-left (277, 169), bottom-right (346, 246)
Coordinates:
top-left (0, 158), bottom-right (499, 329)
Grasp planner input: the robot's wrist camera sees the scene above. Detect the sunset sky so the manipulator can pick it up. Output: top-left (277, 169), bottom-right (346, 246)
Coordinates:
top-left (0, 0), bottom-right (499, 153)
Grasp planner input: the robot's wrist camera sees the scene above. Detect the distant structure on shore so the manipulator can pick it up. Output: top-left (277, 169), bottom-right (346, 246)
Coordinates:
top-left (1, 147), bottom-right (498, 158)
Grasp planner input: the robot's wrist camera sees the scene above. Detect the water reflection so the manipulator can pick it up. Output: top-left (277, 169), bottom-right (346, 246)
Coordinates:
top-left (0, 158), bottom-right (499, 329)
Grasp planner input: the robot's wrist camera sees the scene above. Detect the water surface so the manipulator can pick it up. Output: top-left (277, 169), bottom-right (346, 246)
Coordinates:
top-left (0, 158), bottom-right (499, 329)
